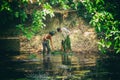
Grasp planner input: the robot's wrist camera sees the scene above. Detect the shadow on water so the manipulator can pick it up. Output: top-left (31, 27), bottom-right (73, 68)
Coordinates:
top-left (0, 51), bottom-right (26, 80)
top-left (0, 38), bottom-right (27, 80)
top-left (82, 53), bottom-right (120, 80)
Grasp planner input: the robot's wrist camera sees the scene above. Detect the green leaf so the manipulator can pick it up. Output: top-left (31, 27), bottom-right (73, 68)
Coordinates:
top-left (98, 39), bottom-right (105, 47)
top-left (116, 48), bottom-right (120, 54)
top-left (96, 0), bottom-right (100, 4)
top-left (25, 32), bottom-right (34, 40)
top-left (106, 41), bottom-right (112, 48)
top-left (15, 12), bottom-right (19, 18)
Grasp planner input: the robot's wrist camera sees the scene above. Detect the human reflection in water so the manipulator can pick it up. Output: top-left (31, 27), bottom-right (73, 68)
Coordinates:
top-left (61, 52), bottom-right (71, 65)
top-left (43, 56), bottom-right (52, 71)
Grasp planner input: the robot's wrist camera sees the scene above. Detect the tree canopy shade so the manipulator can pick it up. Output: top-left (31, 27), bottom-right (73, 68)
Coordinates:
top-left (0, 0), bottom-right (120, 54)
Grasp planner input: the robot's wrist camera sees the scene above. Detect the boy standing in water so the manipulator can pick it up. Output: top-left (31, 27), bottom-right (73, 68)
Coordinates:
top-left (42, 31), bottom-right (55, 57)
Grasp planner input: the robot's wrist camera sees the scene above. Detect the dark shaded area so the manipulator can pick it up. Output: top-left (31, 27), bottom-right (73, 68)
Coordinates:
top-left (77, 2), bottom-right (92, 23)
top-left (0, 38), bottom-right (25, 80)
top-left (0, 0), bottom-right (24, 27)
top-left (0, 39), bottom-right (20, 52)
top-left (0, 51), bottom-right (43, 80)
top-left (82, 53), bottom-right (120, 80)
top-left (0, 51), bottom-right (26, 80)
top-left (104, 0), bottom-right (120, 20)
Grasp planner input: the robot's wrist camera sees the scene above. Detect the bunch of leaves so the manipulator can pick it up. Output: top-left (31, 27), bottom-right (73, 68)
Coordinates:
top-left (16, 2), bottom-right (55, 39)
top-left (0, 0), bottom-right (28, 26)
top-left (49, 0), bottom-right (70, 10)
top-left (81, 0), bottom-right (120, 54)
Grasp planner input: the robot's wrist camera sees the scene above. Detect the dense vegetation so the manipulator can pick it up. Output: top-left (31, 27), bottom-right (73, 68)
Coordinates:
top-left (83, 0), bottom-right (120, 54)
top-left (0, 0), bottom-right (120, 53)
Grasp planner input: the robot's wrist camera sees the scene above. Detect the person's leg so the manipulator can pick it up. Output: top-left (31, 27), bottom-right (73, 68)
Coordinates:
top-left (61, 40), bottom-right (64, 51)
top-left (66, 36), bottom-right (72, 52)
top-left (62, 40), bottom-right (66, 52)
top-left (42, 41), bottom-right (46, 56)
top-left (64, 38), bottom-right (69, 52)
top-left (68, 36), bottom-right (71, 51)
top-left (46, 40), bottom-right (51, 55)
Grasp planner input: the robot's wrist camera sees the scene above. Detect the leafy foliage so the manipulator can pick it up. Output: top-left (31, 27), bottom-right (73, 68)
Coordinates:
top-left (0, 0), bottom-right (119, 54)
top-left (16, 1), bottom-right (55, 39)
top-left (81, 0), bottom-right (120, 54)
top-left (49, 0), bottom-right (70, 10)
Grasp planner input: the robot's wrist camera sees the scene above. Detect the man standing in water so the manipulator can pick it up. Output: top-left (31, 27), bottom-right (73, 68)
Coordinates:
top-left (57, 27), bottom-right (72, 52)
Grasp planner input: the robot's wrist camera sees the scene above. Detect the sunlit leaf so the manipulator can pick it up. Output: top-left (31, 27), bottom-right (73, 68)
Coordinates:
top-left (106, 41), bottom-right (112, 48)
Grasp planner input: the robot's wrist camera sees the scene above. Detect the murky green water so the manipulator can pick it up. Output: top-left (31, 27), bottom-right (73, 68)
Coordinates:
top-left (0, 51), bottom-right (120, 80)
top-left (0, 51), bottom-right (94, 80)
